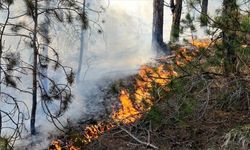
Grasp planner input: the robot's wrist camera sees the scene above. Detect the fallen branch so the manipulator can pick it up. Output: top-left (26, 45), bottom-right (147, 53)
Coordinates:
top-left (120, 127), bottom-right (159, 149)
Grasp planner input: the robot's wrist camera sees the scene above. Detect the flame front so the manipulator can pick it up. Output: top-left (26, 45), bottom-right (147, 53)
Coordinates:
top-left (82, 122), bottom-right (114, 144)
top-left (49, 40), bottom-right (210, 149)
top-left (112, 90), bottom-right (142, 124)
top-left (111, 39), bottom-right (210, 125)
top-left (49, 139), bottom-right (80, 150)
top-left (112, 64), bottom-right (178, 124)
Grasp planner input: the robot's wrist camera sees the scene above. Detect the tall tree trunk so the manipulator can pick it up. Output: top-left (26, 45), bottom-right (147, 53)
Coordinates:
top-left (222, 0), bottom-right (238, 74)
top-left (170, 0), bottom-right (182, 42)
top-left (31, 0), bottom-right (38, 135)
top-left (200, 0), bottom-right (208, 26)
top-left (152, 0), bottom-right (167, 52)
top-left (77, 0), bottom-right (86, 82)
top-left (41, 0), bottom-right (50, 93)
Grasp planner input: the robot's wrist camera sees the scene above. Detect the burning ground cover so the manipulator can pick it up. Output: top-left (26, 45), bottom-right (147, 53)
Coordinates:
top-left (48, 62), bottom-right (180, 149)
top-left (48, 40), bottom-right (222, 149)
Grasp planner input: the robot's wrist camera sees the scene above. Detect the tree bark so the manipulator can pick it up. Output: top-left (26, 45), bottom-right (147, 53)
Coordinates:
top-left (222, 0), bottom-right (238, 74)
top-left (170, 0), bottom-right (182, 42)
top-left (152, 0), bottom-right (166, 51)
top-left (31, 0), bottom-right (38, 135)
top-left (200, 0), bottom-right (208, 26)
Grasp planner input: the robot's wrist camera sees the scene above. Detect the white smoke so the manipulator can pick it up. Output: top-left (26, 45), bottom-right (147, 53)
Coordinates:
top-left (1, 0), bottom-right (225, 149)
top-left (10, 0), bottom-right (157, 149)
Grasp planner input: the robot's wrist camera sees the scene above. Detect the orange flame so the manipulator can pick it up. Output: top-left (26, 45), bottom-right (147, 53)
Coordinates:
top-left (111, 39), bottom-right (210, 125)
top-left (82, 122), bottom-right (114, 144)
top-left (175, 39), bottom-right (211, 66)
top-left (49, 139), bottom-right (80, 150)
top-left (49, 39), bottom-right (211, 149)
top-left (190, 39), bottom-right (211, 48)
top-left (112, 90), bottom-right (142, 124)
top-left (112, 64), bottom-right (178, 125)
top-left (49, 123), bottom-right (114, 149)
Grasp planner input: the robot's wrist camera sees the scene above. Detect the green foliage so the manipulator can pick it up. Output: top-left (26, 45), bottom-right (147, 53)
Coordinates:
top-left (240, 15), bottom-right (250, 32)
top-left (168, 78), bottom-right (187, 94)
top-left (165, 77), bottom-right (198, 123)
top-left (146, 106), bottom-right (163, 127)
top-left (181, 13), bottom-right (197, 33)
top-left (171, 25), bottom-right (181, 41)
top-left (177, 97), bottom-right (197, 121)
top-left (0, 137), bottom-right (12, 150)
top-left (185, 0), bottom-right (250, 74)
top-left (204, 56), bottom-right (222, 68)
top-left (199, 14), bottom-right (208, 26)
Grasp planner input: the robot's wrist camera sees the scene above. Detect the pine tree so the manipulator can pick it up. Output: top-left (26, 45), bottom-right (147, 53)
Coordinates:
top-left (19, 0), bottom-right (88, 135)
top-left (221, 0), bottom-right (239, 74)
top-left (200, 0), bottom-right (208, 26)
top-left (170, 0), bottom-right (183, 42)
top-left (152, 0), bottom-right (170, 54)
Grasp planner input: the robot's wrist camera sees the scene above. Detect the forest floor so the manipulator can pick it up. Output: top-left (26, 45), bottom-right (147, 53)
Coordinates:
top-left (49, 42), bottom-right (250, 150)
top-left (83, 73), bottom-right (250, 150)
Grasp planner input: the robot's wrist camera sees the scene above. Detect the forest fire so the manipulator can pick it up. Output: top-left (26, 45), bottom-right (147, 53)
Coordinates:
top-left (82, 122), bottom-right (115, 144)
top-left (49, 139), bottom-right (80, 150)
top-left (49, 40), bottom-right (210, 149)
top-left (175, 39), bottom-right (211, 66)
top-left (112, 90), bottom-right (142, 124)
top-left (191, 39), bottom-right (211, 48)
top-left (111, 39), bottom-right (210, 125)
top-left (112, 63), bottom-right (179, 124)
top-left (49, 123), bottom-right (115, 149)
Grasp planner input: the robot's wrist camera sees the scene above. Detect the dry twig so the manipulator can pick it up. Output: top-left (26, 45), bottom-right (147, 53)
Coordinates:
top-left (120, 126), bottom-right (159, 149)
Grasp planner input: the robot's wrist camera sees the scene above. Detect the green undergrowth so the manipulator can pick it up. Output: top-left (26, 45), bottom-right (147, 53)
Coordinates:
top-left (137, 43), bottom-right (250, 149)
top-left (51, 41), bottom-right (250, 150)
